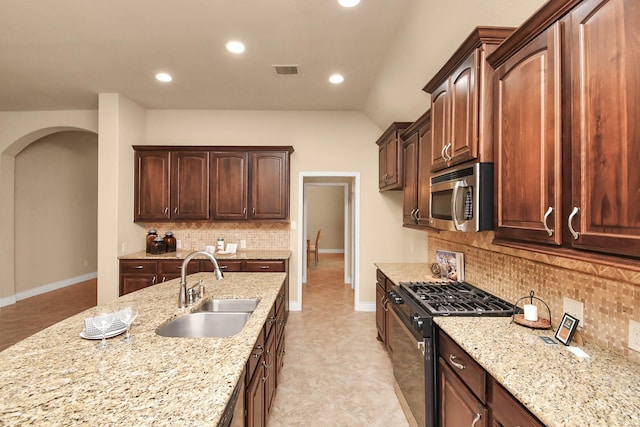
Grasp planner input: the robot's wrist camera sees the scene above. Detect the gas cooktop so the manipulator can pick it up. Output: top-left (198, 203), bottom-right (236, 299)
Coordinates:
top-left (399, 281), bottom-right (515, 316)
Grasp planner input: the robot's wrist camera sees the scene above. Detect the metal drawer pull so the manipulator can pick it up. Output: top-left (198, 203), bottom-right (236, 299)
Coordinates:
top-left (220, 265), bottom-right (228, 270)
top-left (253, 345), bottom-right (264, 358)
top-left (151, 276), bottom-right (156, 285)
top-left (260, 266), bottom-right (270, 270)
top-left (449, 354), bottom-right (465, 370)
top-left (568, 206), bottom-right (580, 240)
top-left (135, 265), bottom-right (144, 269)
top-left (471, 413), bottom-right (481, 427)
top-left (543, 206), bottom-right (554, 236)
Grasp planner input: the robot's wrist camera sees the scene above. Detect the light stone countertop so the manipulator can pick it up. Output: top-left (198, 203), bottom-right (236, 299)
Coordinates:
top-left (120, 249), bottom-right (291, 261)
top-left (0, 272), bottom-right (286, 426)
top-left (375, 262), bottom-right (640, 427)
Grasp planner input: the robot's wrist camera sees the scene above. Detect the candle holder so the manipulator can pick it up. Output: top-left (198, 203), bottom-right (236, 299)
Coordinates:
top-left (511, 290), bottom-right (552, 329)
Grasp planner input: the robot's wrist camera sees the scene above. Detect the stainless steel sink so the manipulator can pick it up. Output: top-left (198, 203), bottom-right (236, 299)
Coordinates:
top-left (197, 298), bottom-right (259, 313)
top-left (156, 312), bottom-right (252, 338)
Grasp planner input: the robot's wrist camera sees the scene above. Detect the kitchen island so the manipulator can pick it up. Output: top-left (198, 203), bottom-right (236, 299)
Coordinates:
top-left (375, 262), bottom-right (640, 427)
top-left (0, 271), bottom-right (286, 426)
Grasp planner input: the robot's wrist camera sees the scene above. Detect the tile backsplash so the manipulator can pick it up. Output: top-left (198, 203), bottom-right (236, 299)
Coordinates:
top-left (429, 232), bottom-right (640, 363)
top-left (144, 222), bottom-right (290, 251)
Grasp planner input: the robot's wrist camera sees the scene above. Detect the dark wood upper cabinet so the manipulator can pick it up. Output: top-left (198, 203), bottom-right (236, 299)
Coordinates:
top-left (134, 150), bottom-right (170, 221)
top-left (488, 0), bottom-right (640, 259)
top-left (492, 23), bottom-right (563, 245)
top-left (170, 151), bottom-right (210, 220)
top-left (211, 151), bottom-right (249, 221)
top-left (250, 151), bottom-right (289, 220)
top-left (135, 146), bottom-right (293, 223)
top-left (424, 27), bottom-right (514, 172)
top-left (134, 148), bottom-right (209, 221)
top-left (376, 122), bottom-right (412, 191)
top-left (402, 110), bottom-right (433, 228)
top-left (567, 0), bottom-right (640, 257)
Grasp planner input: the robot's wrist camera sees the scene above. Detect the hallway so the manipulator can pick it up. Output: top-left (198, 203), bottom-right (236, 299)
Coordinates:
top-left (268, 253), bottom-right (408, 426)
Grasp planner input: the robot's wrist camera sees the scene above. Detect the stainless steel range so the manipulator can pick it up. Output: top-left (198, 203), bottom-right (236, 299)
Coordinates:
top-left (388, 281), bottom-right (514, 427)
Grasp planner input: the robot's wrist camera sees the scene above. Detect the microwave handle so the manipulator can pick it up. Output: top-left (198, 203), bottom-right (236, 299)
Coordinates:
top-left (451, 180), bottom-right (464, 230)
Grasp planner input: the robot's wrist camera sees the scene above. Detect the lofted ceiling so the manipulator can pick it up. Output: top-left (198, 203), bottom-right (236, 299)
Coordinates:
top-left (0, 0), bottom-right (413, 111)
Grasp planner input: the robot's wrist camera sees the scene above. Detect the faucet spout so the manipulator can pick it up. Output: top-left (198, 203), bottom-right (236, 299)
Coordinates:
top-left (179, 250), bottom-right (224, 308)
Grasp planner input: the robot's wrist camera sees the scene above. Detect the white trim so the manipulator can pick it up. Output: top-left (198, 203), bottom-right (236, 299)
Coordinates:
top-left (356, 302), bottom-right (376, 312)
top-left (0, 272), bottom-right (98, 307)
top-left (297, 172), bottom-right (360, 312)
top-left (289, 300), bottom-right (302, 311)
top-left (318, 249), bottom-right (345, 254)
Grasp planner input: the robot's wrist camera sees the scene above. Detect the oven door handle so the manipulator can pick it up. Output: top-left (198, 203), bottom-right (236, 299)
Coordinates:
top-left (390, 309), bottom-right (425, 356)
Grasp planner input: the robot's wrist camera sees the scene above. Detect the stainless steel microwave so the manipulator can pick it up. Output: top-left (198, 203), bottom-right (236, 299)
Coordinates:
top-left (429, 162), bottom-right (494, 232)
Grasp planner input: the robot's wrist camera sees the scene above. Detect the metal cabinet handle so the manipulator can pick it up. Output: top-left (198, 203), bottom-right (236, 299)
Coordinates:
top-left (441, 144), bottom-right (447, 162)
top-left (252, 208), bottom-right (256, 215)
top-left (253, 344), bottom-right (264, 358)
top-left (568, 206), bottom-right (580, 240)
top-left (445, 143), bottom-right (452, 162)
top-left (449, 354), bottom-right (465, 370)
top-left (219, 265), bottom-right (229, 270)
top-left (174, 207), bottom-right (178, 215)
top-left (410, 208), bottom-right (416, 219)
top-left (242, 208), bottom-right (247, 217)
top-left (135, 265), bottom-right (144, 269)
top-left (415, 209), bottom-right (421, 221)
top-left (161, 276), bottom-right (166, 282)
top-left (471, 413), bottom-right (481, 427)
top-left (151, 276), bottom-right (156, 285)
top-left (260, 265), bottom-right (270, 270)
top-left (164, 207), bottom-right (169, 217)
top-left (543, 206), bottom-right (554, 237)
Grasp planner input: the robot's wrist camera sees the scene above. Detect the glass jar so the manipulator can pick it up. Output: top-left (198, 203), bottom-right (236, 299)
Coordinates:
top-left (150, 235), bottom-right (166, 255)
top-left (146, 229), bottom-right (158, 253)
top-left (164, 231), bottom-right (177, 252)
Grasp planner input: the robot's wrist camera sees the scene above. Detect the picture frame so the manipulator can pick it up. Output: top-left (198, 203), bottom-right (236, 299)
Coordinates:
top-left (555, 313), bottom-right (580, 345)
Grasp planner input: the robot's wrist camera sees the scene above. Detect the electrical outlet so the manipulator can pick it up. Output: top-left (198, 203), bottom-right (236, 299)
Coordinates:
top-left (563, 297), bottom-right (584, 325)
top-left (240, 239), bottom-right (247, 249)
top-left (121, 242), bottom-right (128, 254)
top-left (629, 320), bottom-right (640, 353)
top-left (291, 220), bottom-right (297, 230)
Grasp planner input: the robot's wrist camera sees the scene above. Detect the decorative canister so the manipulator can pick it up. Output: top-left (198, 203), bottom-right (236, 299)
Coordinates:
top-left (145, 229), bottom-right (158, 253)
top-left (150, 235), bottom-right (166, 255)
top-left (164, 231), bottom-right (177, 252)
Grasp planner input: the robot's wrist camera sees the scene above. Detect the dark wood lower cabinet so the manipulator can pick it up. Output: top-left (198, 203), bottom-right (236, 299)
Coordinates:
top-left (438, 330), bottom-right (544, 427)
top-left (440, 358), bottom-right (488, 427)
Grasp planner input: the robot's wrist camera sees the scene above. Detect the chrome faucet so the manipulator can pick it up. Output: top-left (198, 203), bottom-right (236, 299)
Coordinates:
top-left (179, 250), bottom-right (224, 308)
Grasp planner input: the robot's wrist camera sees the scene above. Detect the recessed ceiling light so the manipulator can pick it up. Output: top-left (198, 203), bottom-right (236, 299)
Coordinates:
top-left (329, 74), bottom-right (344, 84)
top-left (338, 0), bottom-right (360, 7)
top-left (155, 72), bottom-right (172, 82)
top-left (226, 41), bottom-right (246, 54)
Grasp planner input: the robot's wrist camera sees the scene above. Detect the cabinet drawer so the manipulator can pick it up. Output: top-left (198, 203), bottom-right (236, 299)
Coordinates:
top-left (157, 260), bottom-right (199, 275)
top-left (376, 269), bottom-right (386, 286)
top-left (119, 260), bottom-right (158, 274)
top-left (439, 331), bottom-right (487, 403)
top-left (264, 303), bottom-right (277, 340)
top-left (490, 380), bottom-right (543, 427)
top-left (246, 328), bottom-right (265, 383)
top-left (243, 260), bottom-right (285, 272)
top-left (200, 259), bottom-right (242, 272)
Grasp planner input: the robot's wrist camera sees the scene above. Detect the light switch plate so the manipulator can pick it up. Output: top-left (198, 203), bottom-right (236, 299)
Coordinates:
top-left (563, 297), bottom-right (584, 325)
top-left (240, 240), bottom-right (247, 249)
top-left (629, 320), bottom-right (640, 353)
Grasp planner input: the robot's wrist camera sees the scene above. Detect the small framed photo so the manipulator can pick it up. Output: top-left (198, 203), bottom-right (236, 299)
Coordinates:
top-left (555, 313), bottom-right (580, 345)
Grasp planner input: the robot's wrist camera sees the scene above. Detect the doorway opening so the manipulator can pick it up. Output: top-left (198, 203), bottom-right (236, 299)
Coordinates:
top-left (297, 172), bottom-right (360, 311)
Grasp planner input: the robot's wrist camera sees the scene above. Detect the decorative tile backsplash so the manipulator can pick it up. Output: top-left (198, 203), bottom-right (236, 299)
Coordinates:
top-left (143, 222), bottom-right (291, 251)
top-left (429, 231), bottom-right (640, 363)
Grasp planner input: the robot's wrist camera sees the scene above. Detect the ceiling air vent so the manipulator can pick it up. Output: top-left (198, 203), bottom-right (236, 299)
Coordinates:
top-left (273, 65), bottom-right (299, 75)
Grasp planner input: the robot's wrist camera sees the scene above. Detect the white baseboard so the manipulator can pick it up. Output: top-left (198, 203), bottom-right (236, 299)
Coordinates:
top-left (355, 302), bottom-right (376, 312)
top-left (0, 272), bottom-right (98, 307)
top-left (289, 300), bottom-right (302, 311)
top-left (318, 249), bottom-right (345, 254)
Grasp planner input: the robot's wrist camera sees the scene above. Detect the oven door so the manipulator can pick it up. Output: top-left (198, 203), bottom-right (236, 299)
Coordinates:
top-left (390, 308), bottom-right (426, 427)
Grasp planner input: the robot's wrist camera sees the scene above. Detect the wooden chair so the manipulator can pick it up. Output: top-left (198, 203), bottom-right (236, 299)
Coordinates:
top-left (306, 229), bottom-right (322, 267)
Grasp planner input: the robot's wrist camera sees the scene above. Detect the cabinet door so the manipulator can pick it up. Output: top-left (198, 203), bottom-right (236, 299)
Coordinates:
top-left (385, 134), bottom-right (401, 187)
top-left (120, 274), bottom-right (156, 296)
top-left (375, 283), bottom-right (387, 344)
top-left (402, 131), bottom-right (419, 225)
top-left (264, 326), bottom-right (277, 417)
top-left (440, 358), bottom-right (488, 427)
top-left (431, 79), bottom-right (450, 171)
top-left (135, 151), bottom-right (170, 221)
top-left (494, 23), bottom-right (563, 245)
top-left (568, 0), bottom-right (640, 257)
top-left (378, 143), bottom-right (388, 189)
top-left (417, 118), bottom-right (432, 227)
top-left (490, 380), bottom-right (543, 427)
top-left (449, 51), bottom-right (479, 166)
top-left (250, 151), bottom-right (289, 220)
top-left (170, 151), bottom-right (209, 220)
top-left (245, 362), bottom-right (266, 427)
top-left (211, 151), bottom-right (249, 220)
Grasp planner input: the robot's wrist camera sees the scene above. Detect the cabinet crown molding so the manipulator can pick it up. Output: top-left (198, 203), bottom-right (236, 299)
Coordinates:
top-left (423, 26), bottom-right (515, 94)
top-left (132, 145), bottom-right (294, 153)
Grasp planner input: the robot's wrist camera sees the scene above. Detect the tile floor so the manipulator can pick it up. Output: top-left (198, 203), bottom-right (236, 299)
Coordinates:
top-left (0, 256), bottom-right (409, 426)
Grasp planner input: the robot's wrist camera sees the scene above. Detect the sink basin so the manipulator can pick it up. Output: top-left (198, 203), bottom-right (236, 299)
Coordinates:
top-left (197, 298), bottom-right (259, 313)
top-left (156, 312), bottom-right (252, 338)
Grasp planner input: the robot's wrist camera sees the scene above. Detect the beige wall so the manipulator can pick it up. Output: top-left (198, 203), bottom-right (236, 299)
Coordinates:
top-left (364, 0), bottom-right (547, 128)
top-left (307, 185), bottom-right (344, 251)
top-left (14, 131), bottom-right (98, 294)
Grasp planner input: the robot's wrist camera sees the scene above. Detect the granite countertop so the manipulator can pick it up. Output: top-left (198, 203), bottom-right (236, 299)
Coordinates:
top-left (0, 272), bottom-right (286, 426)
top-left (375, 262), bottom-right (640, 427)
top-left (120, 249), bottom-right (291, 261)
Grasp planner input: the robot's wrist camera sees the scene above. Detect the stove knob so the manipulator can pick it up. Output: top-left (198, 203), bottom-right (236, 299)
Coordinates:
top-left (415, 318), bottom-right (424, 329)
top-left (389, 291), bottom-right (403, 305)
